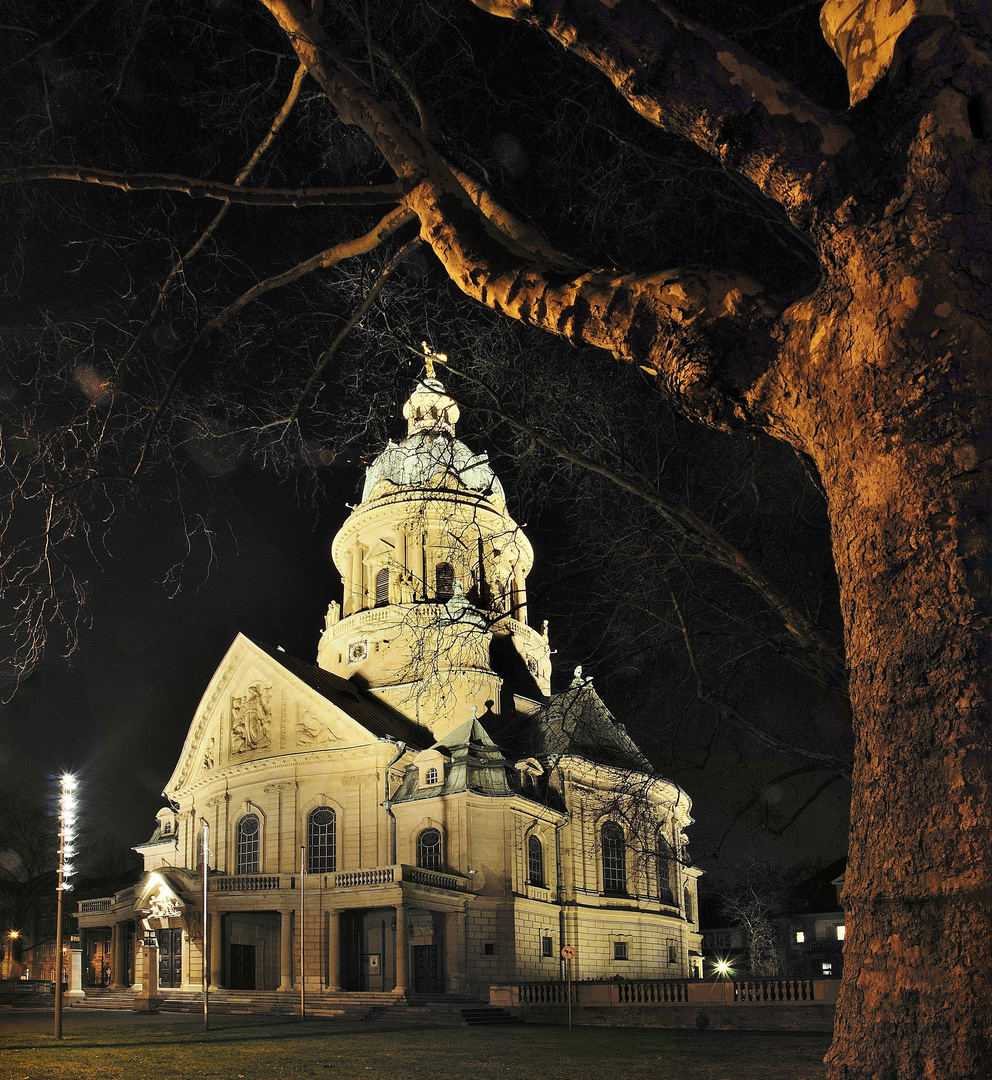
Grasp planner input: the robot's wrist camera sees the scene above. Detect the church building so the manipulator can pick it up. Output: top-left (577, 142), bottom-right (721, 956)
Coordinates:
top-left (75, 368), bottom-right (702, 1004)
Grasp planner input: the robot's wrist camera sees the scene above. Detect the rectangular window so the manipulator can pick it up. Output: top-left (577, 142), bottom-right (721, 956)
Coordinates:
top-left (822, 962), bottom-right (834, 976)
top-left (836, 925), bottom-right (846, 941)
top-left (795, 931), bottom-right (806, 943)
top-left (614, 941), bottom-right (628, 961)
top-left (668, 945), bottom-right (677, 964)
top-left (541, 936), bottom-right (554, 958)
top-left (483, 943), bottom-right (495, 956)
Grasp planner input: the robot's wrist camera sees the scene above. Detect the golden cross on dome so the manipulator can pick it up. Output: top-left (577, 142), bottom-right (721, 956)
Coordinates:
top-left (421, 341), bottom-right (447, 380)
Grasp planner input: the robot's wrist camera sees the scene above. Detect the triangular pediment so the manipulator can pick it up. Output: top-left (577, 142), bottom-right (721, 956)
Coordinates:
top-left (165, 634), bottom-right (418, 796)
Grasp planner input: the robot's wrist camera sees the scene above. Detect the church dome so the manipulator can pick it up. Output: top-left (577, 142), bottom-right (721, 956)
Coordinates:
top-left (361, 431), bottom-right (505, 504)
top-left (360, 376), bottom-right (505, 504)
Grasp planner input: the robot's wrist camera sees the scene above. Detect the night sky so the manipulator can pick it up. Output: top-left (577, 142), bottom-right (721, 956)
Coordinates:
top-left (0, 421), bottom-right (849, 884)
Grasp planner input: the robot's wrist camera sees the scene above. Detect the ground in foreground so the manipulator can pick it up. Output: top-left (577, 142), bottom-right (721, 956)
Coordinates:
top-left (0, 1012), bottom-right (830, 1080)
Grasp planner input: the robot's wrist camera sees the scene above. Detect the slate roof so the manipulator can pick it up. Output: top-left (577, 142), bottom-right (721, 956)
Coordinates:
top-left (530, 679), bottom-right (655, 774)
top-left (392, 715), bottom-right (517, 803)
top-left (253, 639), bottom-right (434, 750)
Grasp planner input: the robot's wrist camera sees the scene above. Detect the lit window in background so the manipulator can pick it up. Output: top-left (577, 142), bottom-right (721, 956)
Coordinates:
top-left (836, 925), bottom-right (846, 940)
top-left (795, 931), bottom-right (805, 943)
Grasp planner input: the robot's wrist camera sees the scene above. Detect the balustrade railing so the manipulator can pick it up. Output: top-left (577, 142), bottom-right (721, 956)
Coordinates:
top-left (616, 980), bottom-right (691, 1004)
top-left (79, 899), bottom-right (111, 912)
top-left (215, 875), bottom-right (284, 892)
top-left (733, 979), bottom-right (815, 1003)
top-left (334, 867), bottom-right (395, 888)
top-left (202, 863), bottom-right (466, 893)
top-left (518, 982), bottom-right (574, 1004)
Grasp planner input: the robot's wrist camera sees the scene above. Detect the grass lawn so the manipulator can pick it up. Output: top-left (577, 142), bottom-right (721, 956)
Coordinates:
top-left (0, 1015), bottom-right (831, 1080)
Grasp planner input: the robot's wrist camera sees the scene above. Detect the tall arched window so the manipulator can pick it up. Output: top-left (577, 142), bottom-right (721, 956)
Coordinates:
top-left (601, 823), bottom-right (627, 896)
top-left (658, 833), bottom-right (675, 904)
top-left (416, 827), bottom-right (443, 870)
top-left (307, 807), bottom-right (337, 872)
top-left (684, 885), bottom-right (694, 923)
top-left (236, 814), bottom-right (260, 875)
top-left (375, 568), bottom-right (389, 607)
top-left (528, 835), bottom-right (544, 886)
top-left (435, 562), bottom-right (454, 600)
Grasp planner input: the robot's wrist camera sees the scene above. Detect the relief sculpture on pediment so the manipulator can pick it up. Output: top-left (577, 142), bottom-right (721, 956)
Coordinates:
top-left (230, 682), bottom-right (272, 754)
top-left (297, 709), bottom-right (341, 746)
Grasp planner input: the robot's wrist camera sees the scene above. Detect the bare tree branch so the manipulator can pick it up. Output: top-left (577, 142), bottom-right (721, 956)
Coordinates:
top-left (467, 0), bottom-right (853, 228)
top-left (131, 204), bottom-right (417, 478)
top-left (1, 165), bottom-right (403, 207)
top-left (122, 63), bottom-right (311, 366)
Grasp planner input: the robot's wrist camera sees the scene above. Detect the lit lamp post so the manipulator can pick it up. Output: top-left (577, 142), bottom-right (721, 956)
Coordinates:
top-left (201, 819), bottom-right (210, 1032)
top-left (5, 930), bottom-right (20, 981)
top-left (54, 774), bottom-right (78, 1040)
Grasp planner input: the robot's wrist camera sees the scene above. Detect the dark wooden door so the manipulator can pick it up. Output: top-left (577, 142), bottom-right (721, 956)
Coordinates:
top-left (412, 944), bottom-right (443, 994)
top-left (156, 929), bottom-right (182, 988)
top-left (229, 943), bottom-right (256, 990)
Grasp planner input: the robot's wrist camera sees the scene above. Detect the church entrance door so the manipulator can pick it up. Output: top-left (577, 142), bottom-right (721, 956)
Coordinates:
top-left (230, 943), bottom-right (256, 989)
top-left (156, 929), bottom-right (182, 988)
top-left (412, 944), bottom-right (443, 994)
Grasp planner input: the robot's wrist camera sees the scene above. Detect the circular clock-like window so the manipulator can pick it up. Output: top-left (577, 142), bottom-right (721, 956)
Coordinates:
top-left (348, 639), bottom-right (368, 663)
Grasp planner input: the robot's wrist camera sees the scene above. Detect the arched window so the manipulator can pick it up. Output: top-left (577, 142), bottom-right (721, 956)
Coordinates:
top-left (684, 885), bottom-right (694, 923)
top-left (658, 833), bottom-right (675, 904)
top-left (435, 562), bottom-right (454, 600)
top-left (416, 827), bottom-right (442, 870)
top-left (236, 814), bottom-right (260, 875)
top-left (601, 823), bottom-right (627, 896)
top-left (425, 767), bottom-right (439, 785)
top-left (528, 835), bottom-right (544, 886)
top-left (375, 568), bottom-right (389, 607)
top-left (307, 807), bottom-right (337, 872)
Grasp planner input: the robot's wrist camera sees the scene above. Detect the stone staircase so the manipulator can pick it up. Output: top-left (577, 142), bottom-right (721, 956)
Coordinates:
top-left (71, 988), bottom-right (516, 1024)
top-left (368, 996), bottom-right (519, 1026)
top-left (71, 989), bottom-right (134, 1010)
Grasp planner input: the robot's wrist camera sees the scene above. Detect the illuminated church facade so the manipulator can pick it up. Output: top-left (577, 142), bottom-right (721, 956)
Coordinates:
top-left (76, 371), bottom-right (702, 1003)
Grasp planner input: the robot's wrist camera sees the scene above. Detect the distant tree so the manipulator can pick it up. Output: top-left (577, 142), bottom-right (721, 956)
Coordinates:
top-left (717, 857), bottom-right (798, 977)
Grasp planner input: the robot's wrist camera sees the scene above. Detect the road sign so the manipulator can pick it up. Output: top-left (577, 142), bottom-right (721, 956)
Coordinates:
top-left (560, 945), bottom-right (576, 959)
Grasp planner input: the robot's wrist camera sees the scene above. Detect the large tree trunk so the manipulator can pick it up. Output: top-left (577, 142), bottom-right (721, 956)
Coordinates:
top-left (792, 233), bottom-right (992, 1075)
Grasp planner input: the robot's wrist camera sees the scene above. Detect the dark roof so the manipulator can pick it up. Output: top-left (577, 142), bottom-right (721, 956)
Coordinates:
top-left (530, 681), bottom-right (655, 773)
top-left (254, 640), bottom-right (434, 750)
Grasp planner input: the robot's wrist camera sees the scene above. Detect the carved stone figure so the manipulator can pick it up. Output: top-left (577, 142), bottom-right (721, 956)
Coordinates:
top-left (230, 682), bottom-right (272, 753)
top-left (148, 886), bottom-right (181, 919)
top-left (297, 710), bottom-right (340, 746)
top-left (202, 738), bottom-right (215, 771)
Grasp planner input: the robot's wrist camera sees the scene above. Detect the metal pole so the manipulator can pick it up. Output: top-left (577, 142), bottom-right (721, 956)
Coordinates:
top-left (567, 957), bottom-right (572, 1032)
top-left (54, 775), bottom-right (77, 1040)
top-left (300, 844), bottom-right (305, 1020)
top-left (201, 819), bottom-right (210, 1031)
top-left (54, 872), bottom-right (64, 1039)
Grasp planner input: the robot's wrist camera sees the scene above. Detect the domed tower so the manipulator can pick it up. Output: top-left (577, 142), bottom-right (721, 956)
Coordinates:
top-left (317, 368), bottom-right (551, 736)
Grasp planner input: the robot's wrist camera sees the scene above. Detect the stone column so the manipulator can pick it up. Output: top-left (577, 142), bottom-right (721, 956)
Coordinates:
top-left (393, 904), bottom-right (407, 996)
top-left (445, 911), bottom-right (467, 995)
top-left (279, 910), bottom-right (293, 990)
top-left (209, 912), bottom-right (223, 989)
top-left (109, 924), bottom-right (123, 988)
top-left (133, 940), bottom-right (161, 1012)
top-left (327, 910), bottom-right (341, 991)
top-left (67, 947), bottom-right (86, 1000)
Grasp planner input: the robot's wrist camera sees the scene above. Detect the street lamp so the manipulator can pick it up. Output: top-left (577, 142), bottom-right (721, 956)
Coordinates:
top-left (54, 773), bottom-right (78, 1040)
top-left (714, 958), bottom-right (734, 978)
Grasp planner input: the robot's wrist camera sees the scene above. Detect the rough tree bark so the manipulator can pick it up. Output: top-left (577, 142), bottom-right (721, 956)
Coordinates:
top-left (254, 2), bottom-right (992, 1075)
top-left (7, 0), bottom-right (989, 1073)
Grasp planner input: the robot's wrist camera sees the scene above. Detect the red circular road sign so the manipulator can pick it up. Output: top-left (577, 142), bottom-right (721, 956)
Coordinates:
top-left (560, 945), bottom-right (576, 959)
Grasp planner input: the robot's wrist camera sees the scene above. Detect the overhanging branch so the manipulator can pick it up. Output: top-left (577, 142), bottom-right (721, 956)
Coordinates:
top-left (468, 0), bottom-right (853, 228)
top-left (2, 165), bottom-right (403, 207)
